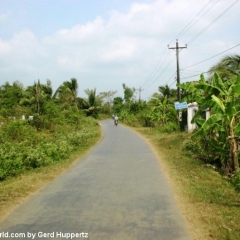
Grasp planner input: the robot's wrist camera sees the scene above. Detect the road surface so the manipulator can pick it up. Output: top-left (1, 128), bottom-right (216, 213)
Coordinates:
top-left (0, 120), bottom-right (191, 240)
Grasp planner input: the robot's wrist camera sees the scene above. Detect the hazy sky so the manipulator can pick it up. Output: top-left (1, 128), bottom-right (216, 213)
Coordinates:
top-left (0, 0), bottom-right (239, 100)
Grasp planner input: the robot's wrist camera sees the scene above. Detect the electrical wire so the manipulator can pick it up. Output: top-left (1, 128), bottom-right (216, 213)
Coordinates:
top-left (181, 43), bottom-right (240, 70)
top-left (181, 69), bottom-right (205, 73)
top-left (140, 0), bottom-right (217, 93)
top-left (141, 48), bottom-right (170, 88)
top-left (168, 0), bottom-right (218, 45)
top-left (143, 57), bottom-right (175, 90)
top-left (140, 0), bottom-right (239, 99)
top-left (181, 71), bottom-right (210, 80)
top-left (169, 79), bottom-right (177, 88)
top-left (162, 71), bottom-right (176, 86)
top-left (177, 0), bottom-right (219, 40)
top-left (187, 0), bottom-right (239, 45)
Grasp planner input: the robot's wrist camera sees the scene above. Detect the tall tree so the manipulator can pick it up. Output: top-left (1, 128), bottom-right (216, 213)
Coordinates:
top-left (54, 78), bottom-right (78, 108)
top-left (152, 84), bottom-right (178, 104)
top-left (97, 91), bottom-right (117, 115)
top-left (0, 81), bottom-right (25, 117)
top-left (112, 97), bottom-right (124, 114)
top-left (82, 88), bottom-right (100, 118)
top-left (20, 79), bottom-right (53, 115)
top-left (122, 83), bottom-right (135, 102)
top-left (42, 79), bottom-right (53, 100)
top-left (159, 85), bottom-right (172, 99)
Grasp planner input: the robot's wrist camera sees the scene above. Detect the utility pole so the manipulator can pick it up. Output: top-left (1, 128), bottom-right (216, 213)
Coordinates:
top-left (138, 87), bottom-right (143, 102)
top-left (168, 39), bottom-right (187, 101)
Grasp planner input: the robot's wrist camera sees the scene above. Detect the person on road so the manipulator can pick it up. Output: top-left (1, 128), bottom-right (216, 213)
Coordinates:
top-left (114, 115), bottom-right (119, 126)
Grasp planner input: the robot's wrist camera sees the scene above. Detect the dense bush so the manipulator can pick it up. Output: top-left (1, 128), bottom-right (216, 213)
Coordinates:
top-left (0, 115), bottom-right (100, 180)
top-left (0, 120), bottom-right (37, 142)
top-left (231, 169), bottom-right (240, 192)
top-left (182, 133), bottom-right (224, 167)
top-left (120, 113), bottom-right (142, 127)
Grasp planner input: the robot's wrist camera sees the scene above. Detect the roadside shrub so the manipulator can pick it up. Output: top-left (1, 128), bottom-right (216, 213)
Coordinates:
top-left (182, 135), bottom-right (210, 164)
top-left (120, 114), bottom-right (141, 127)
top-left (24, 148), bottom-right (51, 169)
top-left (231, 169), bottom-right (240, 192)
top-left (159, 122), bottom-right (179, 133)
top-left (182, 132), bottom-right (226, 168)
top-left (1, 120), bottom-right (37, 142)
top-left (0, 157), bottom-right (24, 180)
top-left (67, 129), bottom-right (91, 147)
top-left (0, 114), bottom-right (100, 181)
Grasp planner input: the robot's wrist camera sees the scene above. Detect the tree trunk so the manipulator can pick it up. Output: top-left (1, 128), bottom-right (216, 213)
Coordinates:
top-left (228, 126), bottom-right (239, 173)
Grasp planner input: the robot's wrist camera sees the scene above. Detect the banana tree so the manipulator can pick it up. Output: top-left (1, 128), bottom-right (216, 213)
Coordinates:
top-left (178, 73), bottom-right (240, 173)
top-left (149, 96), bottom-right (178, 126)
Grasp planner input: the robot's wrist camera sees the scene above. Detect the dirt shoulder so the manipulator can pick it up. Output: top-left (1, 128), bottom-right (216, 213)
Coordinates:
top-left (125, 125), bottom-right (240, 240)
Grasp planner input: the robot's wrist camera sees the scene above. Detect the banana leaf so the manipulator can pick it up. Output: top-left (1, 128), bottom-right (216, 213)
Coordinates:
top-left (201, 113), bottom-right (222, 132)
top-left (211, 95), bottom-right (225, 112)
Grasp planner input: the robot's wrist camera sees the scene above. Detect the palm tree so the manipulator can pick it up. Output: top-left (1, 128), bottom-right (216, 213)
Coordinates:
top-left (152, 85), bottom-right (178, 104)
top-left (159, 85), bottom-right (171, 99)
top-left (82, 88), bottom-right (100, 118)
top-left (42, 79), bottom-right (53, 100)
top-left (53, 78), bottom-right (78, 108)
top-left (209, 54), bottom-right (240, 81)
top-left (20, 80), bottom-right (53, 115)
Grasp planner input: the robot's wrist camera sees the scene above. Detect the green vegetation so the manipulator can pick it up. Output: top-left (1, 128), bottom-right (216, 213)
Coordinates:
top-left (116, 55), bottom-right (240, 239)
top-left (0, 77), bottom-right (104, 220)
top-left (111, 56), bottom-right (240, 189)
top-left (0, 115), bottom-right (99, 180)
top-left (112, 83), bottom-right (180, 131)
top-left (132, 129), bottom-right (240, 240)
top-left (1, 54), bottom-right (240, 238)
top-left (0, 78), bottom-right (106, 181)
top-left (178, 73), bottom-right (240, 174)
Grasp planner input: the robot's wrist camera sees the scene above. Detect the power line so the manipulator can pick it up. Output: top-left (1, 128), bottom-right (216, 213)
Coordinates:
top-left (181, 69), bottom-right (205, 73)
top-left (187, 0), bottom-right (239, 45)
top-left (142, 89), bottom-right (155, 95)
top-left (169, 79), bottom-right (177, 88)
top-left (140, 0), bottom-right (218, 93)
top-left (177, 0), bottom-right (219, 40)
top-left (141, 48), bottom-right (170, 88)
top-left (163, 71), bottom-right (176, 86)
top-left (143, 56), bottom-right (175, 90)
top-left (142, 71), bottom-right (177, 99)
top-left (169, 0), bottom-right (218, 44)
top-left (141, 0), bottom-right (209, 90)
top-left (140, 0), bottom-right (238, 98)
top-left (181, 71), bottom-right (209, 80)
top-left (181, 43), bottom-right (240, 70)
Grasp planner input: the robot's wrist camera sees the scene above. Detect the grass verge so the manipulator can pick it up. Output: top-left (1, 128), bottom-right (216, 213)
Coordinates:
top-left (132, 127), bottom-right (240, 240)
top-left (0, 124), bottom-right (102, 222)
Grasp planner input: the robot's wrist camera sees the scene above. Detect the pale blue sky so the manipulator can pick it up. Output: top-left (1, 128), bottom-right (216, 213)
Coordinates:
top-left (1, 0), bottom-right (155, 39)
top-left (0, 0), bottom-right (239, 100)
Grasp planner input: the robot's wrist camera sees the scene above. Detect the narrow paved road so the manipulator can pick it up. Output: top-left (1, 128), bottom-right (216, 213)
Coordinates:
top-left (0, 120), bottom-right (191, 240)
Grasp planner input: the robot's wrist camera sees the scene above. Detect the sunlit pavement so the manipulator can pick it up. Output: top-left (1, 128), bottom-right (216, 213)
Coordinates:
top-left (0, 120), bottom-right (191, 240)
